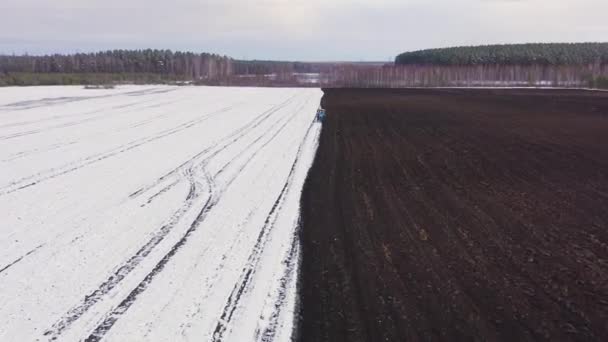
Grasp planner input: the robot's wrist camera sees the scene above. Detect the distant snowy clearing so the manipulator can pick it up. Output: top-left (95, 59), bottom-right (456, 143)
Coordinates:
top-left (0, 85), bottom-right (322, 341)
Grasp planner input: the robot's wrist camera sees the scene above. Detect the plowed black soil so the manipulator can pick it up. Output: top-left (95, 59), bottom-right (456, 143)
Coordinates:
top-left (299, 88), bottom-right (608, 342)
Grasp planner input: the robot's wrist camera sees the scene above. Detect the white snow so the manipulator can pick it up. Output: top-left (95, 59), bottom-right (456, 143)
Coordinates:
top-left (0, 85), bottom-right (323, 342)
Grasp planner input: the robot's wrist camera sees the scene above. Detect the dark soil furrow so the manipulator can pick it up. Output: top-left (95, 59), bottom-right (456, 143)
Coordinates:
top-left (300, 88), bottom-right (608, 342)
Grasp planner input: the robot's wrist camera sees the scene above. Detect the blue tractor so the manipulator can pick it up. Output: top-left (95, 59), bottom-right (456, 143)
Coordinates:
top-left (316, 108), bottom-right (326, 122)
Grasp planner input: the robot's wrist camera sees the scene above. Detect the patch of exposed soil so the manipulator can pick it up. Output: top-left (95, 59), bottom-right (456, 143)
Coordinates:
top-left (300, 88), bottom-right (608, 342)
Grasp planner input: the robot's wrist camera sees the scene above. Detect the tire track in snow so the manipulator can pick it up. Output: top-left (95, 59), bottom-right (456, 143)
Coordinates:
top-left (42, 124), bottom-right (243, 340)
top-left (145, 97), bottom-right (312, 337)
top-left (83, 98), bottom-right (307, 341)
top-left (83, 164), bottom-right (217, 342)
top-left (0, 103), bottom-right (237, 197)
top-left (211, 176), bottom-right (293, 342)
top-left (81, 94), bottom-right (312, 342)
top-left (211, 119), bottom-right (317, 342)
top-left (255, 122), bottom-right (321, 342)
top-left (0, 244), bottom-right (45, 275)
top-left (128, 93), bottom-right (298, 200)
top-left (1, 141), bottom-right (77, 163)
top-left (0, 87), bottom-right (175, 112)
top-left (43, 93), bottom-right (302, 341)
top-left (139, 179), bottom-right (181, 208)
top-left (1, 97), bottom-right (182, 164)
top-left (42, 164), bottom-right (205, 340)
top-left (255, 228), bottom-right (301, 342)
top-left (0, 97), bottom-right (182, 141)
top-left (213, 95), bottom-right (311, 179)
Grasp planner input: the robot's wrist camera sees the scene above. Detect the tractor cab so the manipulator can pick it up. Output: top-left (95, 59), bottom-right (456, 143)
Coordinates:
top-left (316, 108), bottom-right (326, 122)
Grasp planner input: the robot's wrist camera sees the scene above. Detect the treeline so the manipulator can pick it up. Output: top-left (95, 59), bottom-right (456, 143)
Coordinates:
top-left (322, 64), bottom-right (608, 89)
top-left (0, 51), bottom-right (335, 86)
top-left (231, 60), bottom-right (385, 76)
top-left (396, 43), bottom-right (608, 66)
top-left (232, 60), bottom-right (335, 75)
top-left (2, 45), bottom-right (608, 88)
top-left (0, 49), bottom-right (233, 83)
top-left (0, 72), bottom-right (190, 87)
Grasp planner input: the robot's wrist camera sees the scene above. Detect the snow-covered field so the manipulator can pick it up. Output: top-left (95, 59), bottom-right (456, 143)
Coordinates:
top-left (0, 86), bottom-right (322, 341)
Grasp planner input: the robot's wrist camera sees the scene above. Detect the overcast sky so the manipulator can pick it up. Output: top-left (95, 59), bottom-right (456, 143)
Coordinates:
top-left (1, 0), bottom-right (607, 61)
